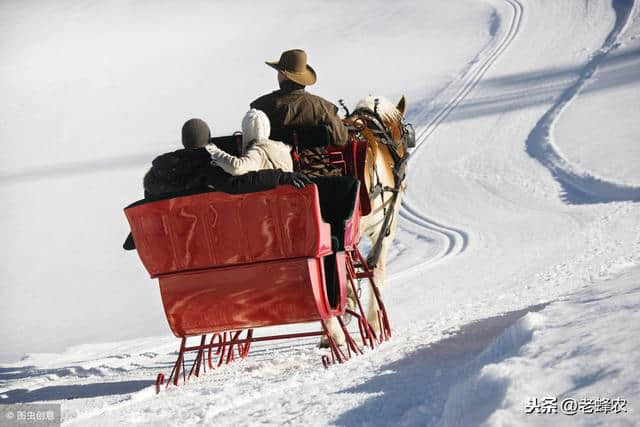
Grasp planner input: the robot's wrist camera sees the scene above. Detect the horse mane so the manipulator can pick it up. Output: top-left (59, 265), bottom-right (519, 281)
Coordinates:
top-left (354, 95), bottom-right (402, 124)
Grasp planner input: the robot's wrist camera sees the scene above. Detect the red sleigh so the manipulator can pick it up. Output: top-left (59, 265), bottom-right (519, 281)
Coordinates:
top-left (124, 128), bottom-right (389, 393)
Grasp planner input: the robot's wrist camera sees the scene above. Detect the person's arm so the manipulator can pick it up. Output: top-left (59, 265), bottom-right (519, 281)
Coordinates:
top-left (326, 105), bottom-right (349, 146)
top-left (215, 169), bottom-right (312, 194)
top-left (216, 169), bottom-right (282, 194)
top-left (206, 144), bottom-right (265, 176)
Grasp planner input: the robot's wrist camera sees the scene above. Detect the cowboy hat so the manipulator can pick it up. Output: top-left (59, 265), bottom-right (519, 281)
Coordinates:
top-left (265, 49), bottom-right (317, 86)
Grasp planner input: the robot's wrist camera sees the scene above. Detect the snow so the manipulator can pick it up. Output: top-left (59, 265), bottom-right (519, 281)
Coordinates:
top-left (439, 262), bottom-right (640, 427)
top-left (524, 0), bottom-right (640, 203)
top-left (554, 3), bottom-right (640, 187)
top-left (1, 0), bottom-right (640, 425)
top-left (0, 0), bottom-right (494, 362)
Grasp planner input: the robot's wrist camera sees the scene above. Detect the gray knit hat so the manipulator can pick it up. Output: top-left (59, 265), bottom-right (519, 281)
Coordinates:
top-left (181, 118), bottom-right (211, 149)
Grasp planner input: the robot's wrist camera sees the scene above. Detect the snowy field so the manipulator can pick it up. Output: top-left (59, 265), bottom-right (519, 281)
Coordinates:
top-left (1, 0), bottom-right (639, 425)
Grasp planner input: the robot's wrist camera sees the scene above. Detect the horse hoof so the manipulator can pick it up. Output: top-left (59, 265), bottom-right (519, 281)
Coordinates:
top-left (341, 296), bottom-right (358, 326)
top-left (318, 336), bottom-right (330, 348)
top-left (319, 330), bottom-right (346, 348)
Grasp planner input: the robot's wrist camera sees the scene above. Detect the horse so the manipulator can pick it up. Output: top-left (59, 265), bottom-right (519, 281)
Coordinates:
top-left (325, 95), bottom-right (411, 345)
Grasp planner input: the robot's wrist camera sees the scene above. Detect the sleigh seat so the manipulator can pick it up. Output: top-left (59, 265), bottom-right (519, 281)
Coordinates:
top-left (124, 178), bottom-right (360, 337)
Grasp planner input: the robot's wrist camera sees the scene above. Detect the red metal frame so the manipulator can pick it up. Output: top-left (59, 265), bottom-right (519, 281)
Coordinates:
top-left (329, 141), bottom-right (372, 216)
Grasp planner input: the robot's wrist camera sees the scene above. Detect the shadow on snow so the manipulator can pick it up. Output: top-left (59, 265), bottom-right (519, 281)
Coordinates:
top-left (408, 47), bottom-right (640, 125)
top-left (0, 380), bottom-right (153, 404)
top-left (334, 303), bottom-right (547, 427)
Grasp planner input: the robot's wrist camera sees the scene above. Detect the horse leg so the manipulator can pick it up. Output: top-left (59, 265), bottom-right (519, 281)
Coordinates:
top-left (365, 198), bottom-right (402, 334)
top-left (321, 316), bottom-right (345, 347)
top-left (366, 238), bottom-right (390, 334)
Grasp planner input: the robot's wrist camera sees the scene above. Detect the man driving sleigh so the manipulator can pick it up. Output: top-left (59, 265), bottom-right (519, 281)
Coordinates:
top-left (251, 49), bottom-right (349, 177)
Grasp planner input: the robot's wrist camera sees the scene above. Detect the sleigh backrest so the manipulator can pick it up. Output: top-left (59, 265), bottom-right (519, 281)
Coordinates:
top-left (124, 185), bottom-right (332, 278)
top-left (271, 125), bottom-right (333, 149)
top-left (209, 134), bottom-right (242, 156)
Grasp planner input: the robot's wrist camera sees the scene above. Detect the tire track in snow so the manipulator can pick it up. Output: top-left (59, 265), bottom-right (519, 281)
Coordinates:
top-left (397, 0), bottom-right (524, 267)
top-left (525, 0), bottom-right (640, 205)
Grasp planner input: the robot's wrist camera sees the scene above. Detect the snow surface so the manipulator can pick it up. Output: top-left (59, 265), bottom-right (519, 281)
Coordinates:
top-left (554, 2), bottom-right (640, 187)
top-left (1, 0), bottom-right (639, 425)
top-left (0, 0), bottom-right (494, 362)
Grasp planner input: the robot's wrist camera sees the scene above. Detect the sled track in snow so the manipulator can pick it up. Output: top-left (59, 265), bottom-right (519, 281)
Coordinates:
top-left (525, 0), bottom-right (640, 205)
top-left (398, 0), bottom-right (524, 266)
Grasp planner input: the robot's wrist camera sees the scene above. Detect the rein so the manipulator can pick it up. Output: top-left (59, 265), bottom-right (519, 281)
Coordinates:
top-left (348, 108), bottom-right (411, 268)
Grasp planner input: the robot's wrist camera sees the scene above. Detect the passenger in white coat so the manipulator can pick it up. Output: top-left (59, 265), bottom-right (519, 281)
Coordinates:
top-left (206, 109), bottom-right (293, 175)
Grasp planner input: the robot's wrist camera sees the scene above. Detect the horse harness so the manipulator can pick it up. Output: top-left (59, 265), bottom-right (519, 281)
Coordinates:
top-left (347, 108), bottom-right (411, 268)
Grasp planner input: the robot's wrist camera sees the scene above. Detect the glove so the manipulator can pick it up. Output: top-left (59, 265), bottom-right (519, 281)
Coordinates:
top-left (292, 172), bottom-right (312, 188)
top-left (280, 172), bottom-right (313, 189)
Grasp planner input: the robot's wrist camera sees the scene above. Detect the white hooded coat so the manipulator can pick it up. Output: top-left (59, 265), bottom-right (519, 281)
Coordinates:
top-left (206, 109), bottom-right (293, 175)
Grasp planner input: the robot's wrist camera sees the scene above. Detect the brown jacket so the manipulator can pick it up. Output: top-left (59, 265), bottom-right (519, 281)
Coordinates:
top-left (250, 82), bottom-right (349, 146)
